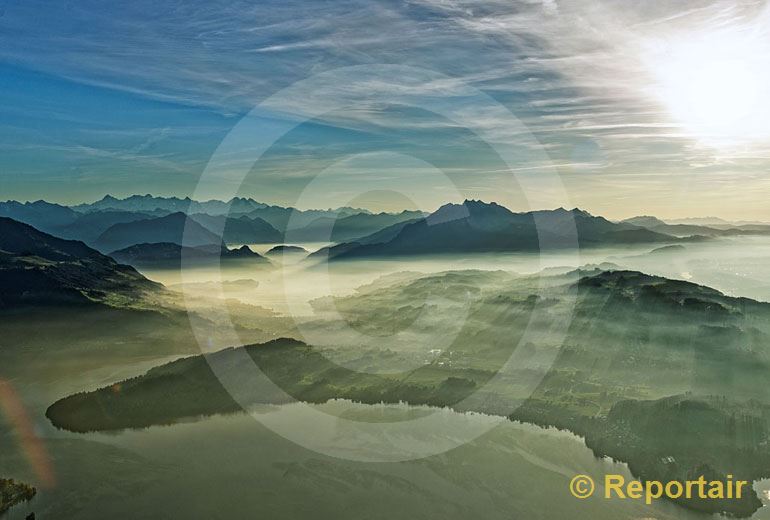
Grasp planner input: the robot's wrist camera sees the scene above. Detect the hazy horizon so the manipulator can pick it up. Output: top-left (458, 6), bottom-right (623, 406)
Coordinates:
top-left (5, 192), bottom-right (768, 223)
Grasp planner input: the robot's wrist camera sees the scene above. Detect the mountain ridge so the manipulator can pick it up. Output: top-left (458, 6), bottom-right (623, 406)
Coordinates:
top-left (109, 242), bottom-right (271, 268)
top-left (189, 213), bottom-right (283, 244)
top-left (312, 201), bottom-right (678, 260)
top-left (94, 212), bottom-right (222, 252)
top-left (0, 217), bottom-right (159, 307)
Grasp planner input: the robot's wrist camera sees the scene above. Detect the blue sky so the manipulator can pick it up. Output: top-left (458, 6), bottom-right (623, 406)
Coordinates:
top-left (1, 0), bottom-right (770, 218)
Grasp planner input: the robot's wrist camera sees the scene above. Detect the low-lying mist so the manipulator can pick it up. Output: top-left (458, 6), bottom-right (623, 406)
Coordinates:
top-left (139, 236), bottom-right (770, 319)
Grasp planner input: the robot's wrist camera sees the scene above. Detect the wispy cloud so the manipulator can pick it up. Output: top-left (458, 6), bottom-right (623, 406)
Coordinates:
top-left (2, 0), bottom-right (770, 217)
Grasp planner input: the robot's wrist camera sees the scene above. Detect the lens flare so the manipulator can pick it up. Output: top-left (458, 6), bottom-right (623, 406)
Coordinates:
top-left (0, 379), bottom-right (55, 488)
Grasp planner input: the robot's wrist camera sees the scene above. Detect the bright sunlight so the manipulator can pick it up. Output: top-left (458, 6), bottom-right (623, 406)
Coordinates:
top-left (648, 24), bottom-right (770, 148)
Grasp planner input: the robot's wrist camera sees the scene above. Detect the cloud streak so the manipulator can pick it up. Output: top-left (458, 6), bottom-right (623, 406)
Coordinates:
top-left (1, 0), bottom-right (770, 217)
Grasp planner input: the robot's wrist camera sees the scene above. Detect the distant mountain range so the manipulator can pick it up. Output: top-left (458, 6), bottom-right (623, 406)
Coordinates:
top-left (0, 200), bottom-right (79, 234)
top-left (666, 216), bottom-right (734, 226)
top-left (284, 210), bottom-right (425, 242)
top-left (5, 195), bottom-right (770, 262)
top-left (312, 201), bottom-right (677, 260)
top-left (0, 217), bottom-right (158, 307)
top-left (74, 195), bottom-right (371, 228)
top-left (72, 194), bottom-right (268, 215)
top-left (621, 216), bottom-right (724, 237)
top-left (622, 215), bottom-right (770, 237)
top-left (242, 205), bottom-right (371, 232)
top-left (0, 196), bottom-right (397, 248)
top-left (109, 242), bottom-right (270, 268)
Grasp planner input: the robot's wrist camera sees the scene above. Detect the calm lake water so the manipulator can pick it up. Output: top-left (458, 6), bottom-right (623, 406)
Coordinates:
top-left (5, 237), bottom-right (770, 518)
top-left (1, 367), bottom-right (704, 520)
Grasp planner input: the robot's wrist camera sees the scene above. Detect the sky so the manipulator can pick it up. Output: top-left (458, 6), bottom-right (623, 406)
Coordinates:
top-left (1, 0), bottom-right (770, 219)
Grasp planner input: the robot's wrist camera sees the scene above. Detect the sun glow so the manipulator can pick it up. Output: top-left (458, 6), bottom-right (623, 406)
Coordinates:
top-left (649, 25), bottom-right (770, 148)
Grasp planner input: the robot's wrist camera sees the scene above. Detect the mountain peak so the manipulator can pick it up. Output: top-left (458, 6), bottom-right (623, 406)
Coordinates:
top-left (570, 207), bottom-right (592, 217)
top-left (462, 199), bottom-right (503, 208)
top-left (623, 215), bottom-right (667, 227)
top-left (426, 200), bottom-right (515, 227)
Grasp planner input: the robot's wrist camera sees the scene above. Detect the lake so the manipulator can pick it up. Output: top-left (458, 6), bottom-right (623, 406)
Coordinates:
top-left (1, 367), bottom-right (705, 520)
